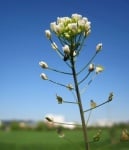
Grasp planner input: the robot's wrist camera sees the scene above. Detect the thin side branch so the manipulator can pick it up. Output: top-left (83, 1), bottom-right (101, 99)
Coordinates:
top-left (63, 100), bottom-right (79, 104)
top-left (48, 67), bottom-right (72, 75)
top-left (78, 71), bottom-right (91, 85)
top-left (84, 99), bottom-right (112, 113)
top-left (77, 52), bottom-right (97, 75)
top-left (49, 79), bottom-right (68, 88)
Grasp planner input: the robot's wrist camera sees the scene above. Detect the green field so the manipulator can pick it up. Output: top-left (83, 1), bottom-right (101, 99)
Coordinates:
top-left (0, 128), bottom-right (129, 150)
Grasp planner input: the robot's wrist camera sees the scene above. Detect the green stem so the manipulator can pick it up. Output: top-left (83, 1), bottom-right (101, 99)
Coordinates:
top-left (49, 67), bottom-right (72, 75)
top-left (78, 71), bottom-right (91, 85)
top-left (49, 79), bottom-right (68, 88)
top-left (77, 52), bottom-right (97, 75)
top-left (86, 110), bottom-right (92, 125)
top-left (84, 100), bottom-right (111, 113)
top-left (63, 100), bottom-right (79, 104)
top-left (71, 58), bottom-right (90, 150)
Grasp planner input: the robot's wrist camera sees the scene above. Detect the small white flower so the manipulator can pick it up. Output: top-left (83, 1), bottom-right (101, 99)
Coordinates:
top-left (50, 22), bottom-right (57, 32)
top-left (57, 17), bottom-right (70, 24)
top-left (45, 30), bottom-right (51, 39)
top-left (78, 19), bottom-right (86, 28)
top-left (62, 45), bottom-right (70, 55)
top-left (95, 65), bottom-right (104, 74)
top-left (54, 24), bottom-right (63, 34)
top-left (85, 21), bottom-right (91, 30)
top-left (82, 17), bottom-right (88, 22)
top-left (68, 23), bottom-right (77, 29)
top-left (68, 23), bottom-right (77, 33)
top-left (40, 73), bottom-right (48, 80)
top-left (78, 17), bottom-right (88, 28)
top-left (39, 61), bottom-right (48, 69)
top-left (72, 13), bottom-right (82, 20)
top-left (96, 43), bottom-right (102, 52)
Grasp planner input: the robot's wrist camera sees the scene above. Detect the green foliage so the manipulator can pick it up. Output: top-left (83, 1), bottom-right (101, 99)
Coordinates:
top-left (0, 127), bottom-right (129, 150)
top-left (35, 121), bottom-right (46, 131)
top-left (10, 121), bottom-right (20, 131)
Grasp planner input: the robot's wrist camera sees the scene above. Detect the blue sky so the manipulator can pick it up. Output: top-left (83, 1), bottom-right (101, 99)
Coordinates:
top-left (0, 0), bottom-right (129, 124)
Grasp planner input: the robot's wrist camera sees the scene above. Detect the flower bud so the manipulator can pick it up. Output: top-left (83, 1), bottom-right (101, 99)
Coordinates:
top-left (96, 43), bottom-right (102, 52)
top-left (62, 45), bottom-right (70, 55)
top-left (45, 30), bottom-right (51, 39)
top-left (40, 73), bottom-right (48, 80)
top-left (39, 61), bottom-right (48, 69)
top-left (88, 64), bottom-right (95, 72)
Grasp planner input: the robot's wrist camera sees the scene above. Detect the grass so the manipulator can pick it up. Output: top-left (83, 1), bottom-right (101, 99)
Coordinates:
top-left (0, 127), bottom-right (129, 150)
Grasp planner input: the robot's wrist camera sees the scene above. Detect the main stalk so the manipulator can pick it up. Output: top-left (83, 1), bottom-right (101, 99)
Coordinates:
top-left (71, 58), bottom-right (90, 150)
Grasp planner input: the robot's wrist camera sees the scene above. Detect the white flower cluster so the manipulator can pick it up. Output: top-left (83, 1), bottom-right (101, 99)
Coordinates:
top-left (44, 13), bottom-right (102, 63)
top-left (49, 13), bottom-right (91, 39)
top-left (44, 13), bottom-right (91, 61)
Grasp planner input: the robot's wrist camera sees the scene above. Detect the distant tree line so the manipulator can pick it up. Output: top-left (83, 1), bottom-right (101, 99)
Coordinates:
top-left (0, 120), bottom-right (52, 131)
top-left (0, 120), bottom-right (129, 132)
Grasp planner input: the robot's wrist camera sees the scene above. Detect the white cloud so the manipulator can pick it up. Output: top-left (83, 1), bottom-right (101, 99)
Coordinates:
top-left (91, 118), bottom-right (114, 127)
top-left (44, 113), bottom-right (76, 129)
